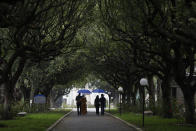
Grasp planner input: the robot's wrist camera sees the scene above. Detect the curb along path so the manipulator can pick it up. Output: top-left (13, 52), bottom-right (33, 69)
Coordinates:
top-left (105, 112), bottom-right (143, 131)
top-left (51, 111), bottom-right (139, 131)
top-left (47, 111), bottom-right (73, 131)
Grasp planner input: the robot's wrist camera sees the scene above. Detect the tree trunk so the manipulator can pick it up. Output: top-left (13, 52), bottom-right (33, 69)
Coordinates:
top-left (29, 82), bottom-right (35, 109)
top-left (1, 57), bottom-right (26, 119)
top-left (157, 78), bottom-right (162, 105)
top-left (121, 91), bottom-right (126, 112)
top-left (131, 84), bottom-right (138, 106)
top-left (2, 82), bottom-right (12, 119)
top-left (20, 84), bottom-right (31, 102)
top-left (161, 78), bottom-right (173, 118)
top-left (122, 88), bottom-right (126, 105)
top-left (126, 88), bottom-right (131, 105)
top-left (138, 85), bottom-right (143, 104)
top-left (147, 75), bottom-right (155, 113)
top-left (50, 90), bottom-right (54, 108)
top-left (182, 88), bottom-right (195, 124)
top-left (131, 94), bottom-right (136, 106)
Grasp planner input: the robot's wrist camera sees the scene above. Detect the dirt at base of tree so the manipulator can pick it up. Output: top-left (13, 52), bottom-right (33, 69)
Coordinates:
top-left (0, 124), bottom-right (8, 128)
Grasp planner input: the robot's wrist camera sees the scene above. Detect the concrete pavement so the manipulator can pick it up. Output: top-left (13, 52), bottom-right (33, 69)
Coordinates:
top-left (51, 110), bottom-right (137, 131)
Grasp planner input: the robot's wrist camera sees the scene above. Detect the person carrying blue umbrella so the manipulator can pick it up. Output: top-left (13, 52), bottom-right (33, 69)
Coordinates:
top-left (94, 95), bottom-right (100, 115)
top-left (76, 93), bottom-right (82, 116)
top-left (99, 94), bottom-right (106, 115)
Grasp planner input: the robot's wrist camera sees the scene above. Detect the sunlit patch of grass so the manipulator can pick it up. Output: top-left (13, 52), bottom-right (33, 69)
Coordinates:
top-left (0, 110), bottom-right (71, 131)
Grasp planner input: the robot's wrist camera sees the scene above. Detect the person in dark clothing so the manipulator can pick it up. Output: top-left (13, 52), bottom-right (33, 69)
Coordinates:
top-left (76, 93), bottom-right (82, 115)
top-left (94, 95), bottom-right (100, 115)
top-left (99, 94), bottom-right (106, 115)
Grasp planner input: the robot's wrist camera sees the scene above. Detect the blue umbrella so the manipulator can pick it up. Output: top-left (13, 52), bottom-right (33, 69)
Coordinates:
top-left (92, 89), bottom-right (105, 93)
top-left (77, 89), bottom-right (91, 94)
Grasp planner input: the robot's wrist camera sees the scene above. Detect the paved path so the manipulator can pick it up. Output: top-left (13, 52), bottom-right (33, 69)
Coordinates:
top-left (52, 111), bottom-right (136, 131)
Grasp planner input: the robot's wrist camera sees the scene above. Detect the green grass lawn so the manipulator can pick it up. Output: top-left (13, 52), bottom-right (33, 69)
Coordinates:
top-left (108, 109), bottom-right (196, 131)
top-left (0, 110), bottom-right (71, 131)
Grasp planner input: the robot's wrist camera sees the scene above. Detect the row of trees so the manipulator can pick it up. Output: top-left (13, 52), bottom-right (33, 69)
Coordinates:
top-left (17, 52), bottom-right (87, 109)
top-left (0, 0), bottom-right (195, 125)
top-left (0, 0), bottom-right (95, 119)
top-left (81, 0), bottom-right (196, 124)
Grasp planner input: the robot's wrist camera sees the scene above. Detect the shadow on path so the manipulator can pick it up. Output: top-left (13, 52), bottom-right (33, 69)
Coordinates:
top-left (52, 111), bottom-right (136, 131)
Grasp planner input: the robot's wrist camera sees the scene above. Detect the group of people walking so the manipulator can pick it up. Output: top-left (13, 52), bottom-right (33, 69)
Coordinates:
top-left (94, 94), bottom-right (106, 115)
top-left (76, 93), bottom-right (106, 116)
top-left (76, 93), bottom-right (87, 115)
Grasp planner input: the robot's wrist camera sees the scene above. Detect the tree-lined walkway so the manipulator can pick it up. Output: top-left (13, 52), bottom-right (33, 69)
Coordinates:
top-left (52, 111), bottom-right (137, 131)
